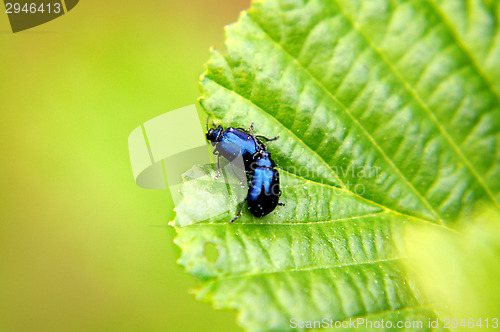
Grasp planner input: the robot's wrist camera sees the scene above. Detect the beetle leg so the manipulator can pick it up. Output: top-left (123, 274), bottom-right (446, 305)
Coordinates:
top-left (212, 143), bottom-right (220, 155)
top-left (278, 202), bottom-right (286, 206)
top-left (256, 135), bottom-right (279, 142)
top-left (247, 124), bottom-right (261, 146)
top-left (215, 155), bottom-right (221, 178)
top-left (230, 197), bottom-right (248, 223)
top-left (230, 164), bottom-right (246, 187)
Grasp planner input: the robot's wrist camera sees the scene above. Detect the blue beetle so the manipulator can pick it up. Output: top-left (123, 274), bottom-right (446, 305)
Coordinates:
top-left (243, 148), bottom-right (283, 220)
top-left (205, 125), bottom-right (265, 175)
top-left (205, 122), bottom-right (283, 222)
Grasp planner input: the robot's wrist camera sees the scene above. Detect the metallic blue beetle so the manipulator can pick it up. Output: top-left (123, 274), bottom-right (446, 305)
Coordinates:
top-left (206, 123), bottom-right (283, 222)
top-left (246, 148), bottom-right (282, 219)
top-left (205, 125), bottom-right (264, 174)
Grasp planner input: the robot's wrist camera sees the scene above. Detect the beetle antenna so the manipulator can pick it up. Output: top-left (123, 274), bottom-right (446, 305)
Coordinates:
top-left (206, 116), bottom-right (210, 131)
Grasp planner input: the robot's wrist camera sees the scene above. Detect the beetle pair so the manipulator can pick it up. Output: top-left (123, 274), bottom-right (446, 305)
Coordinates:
top-left (206, 123), bottom-right (284, 222)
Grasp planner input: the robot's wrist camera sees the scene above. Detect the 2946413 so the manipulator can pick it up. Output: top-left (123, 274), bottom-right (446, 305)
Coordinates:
top-left (442, 318), bottom-right (498, 329)
top-left (5, 2), bottom-right (62, 14)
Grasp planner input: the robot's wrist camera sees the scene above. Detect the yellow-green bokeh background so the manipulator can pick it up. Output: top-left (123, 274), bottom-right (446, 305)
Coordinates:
top-left (0, 1), bottom-right (249, 330)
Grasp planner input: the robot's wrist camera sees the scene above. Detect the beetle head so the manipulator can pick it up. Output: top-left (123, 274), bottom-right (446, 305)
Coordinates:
top-left (206, 125), bottom-right (223, 143)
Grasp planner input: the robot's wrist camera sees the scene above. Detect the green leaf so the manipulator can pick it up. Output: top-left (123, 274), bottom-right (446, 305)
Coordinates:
top-left (172, 0), bottom-right (500, 330)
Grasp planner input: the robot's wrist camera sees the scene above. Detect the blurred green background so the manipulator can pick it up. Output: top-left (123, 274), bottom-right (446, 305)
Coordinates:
top-left (0, 1), bottom-right (249, 330)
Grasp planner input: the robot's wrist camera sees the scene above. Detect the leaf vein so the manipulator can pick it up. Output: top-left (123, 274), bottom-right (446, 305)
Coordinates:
top-left (210, 256), bottom-right (402, 282)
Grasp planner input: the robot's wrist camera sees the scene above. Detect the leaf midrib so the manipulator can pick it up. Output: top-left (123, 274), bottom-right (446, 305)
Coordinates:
top-left (190, 211), bottom-right (387, 226)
